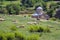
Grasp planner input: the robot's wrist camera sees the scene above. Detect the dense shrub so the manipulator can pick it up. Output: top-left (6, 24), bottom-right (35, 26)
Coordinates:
top-left (46, 2), bottom-right (58, 18)
top-left (15, 31), bottom-right (25, 40)
top-left (6, 33), bottom-right (15, 40)
top-left (20, 6), bottom-right (26, 11)
top-left (0, 6), bottom-right (7, 14)
top-left (41, 1), bottom-right (47, 11)
top-left (0, 33), bottom-right (6, 40)
top-left (0, 32), bottom-right (25, 40)
top-left (6, 4), bottom-right (20, 15)
top-left (25, 34), bottom-right (40, 40)
top-left (57, 2), bottom-right (60, 5)
top-left (50, 17), bottom-right (56, 21)
top-left (28, 25), bottom-right (50, 32)
top-left (10, 25), bottom-right (17, 31)
top-left (49, 2), bottom-right (57, 10)
top-left (14, 31), bottom-right (40, 40)
top-left (21, 0), bottom-right (33, 8)
top-left (46, 9), bottom-right (54, 18)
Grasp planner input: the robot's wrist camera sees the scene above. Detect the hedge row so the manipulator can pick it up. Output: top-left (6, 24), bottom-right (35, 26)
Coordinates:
top-left (0, 31), bottom-right (40, 40)
top-left (0, 1), bottom-right (60, 18)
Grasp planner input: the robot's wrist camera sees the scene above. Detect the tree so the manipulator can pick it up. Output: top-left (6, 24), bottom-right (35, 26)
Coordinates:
top-left (0, 0), bottom-right (4, 14)
top-left (6, 4), bottom-right (20, 15)
top-left (21, 0), bottom-right (33, 7)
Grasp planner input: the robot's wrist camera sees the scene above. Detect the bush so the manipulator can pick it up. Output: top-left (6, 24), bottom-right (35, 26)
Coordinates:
top-left (50, 17), bottom-right (56, 21)
top-left (25, 34), bottom-right (40, 40)
top-left (46, 9), bottom-right (54, 18)
top-left (46, 2), bottom-right (58, 18)
top-left (6, 33), bottom-right (15, 40)
top-left (41, 1), bottom-right (47, 11)
top-left (28, 25), bottom-right (40, 32)
top-left (28, 25), bottom-right (50, 32)
top-left (0, 33), bottom-right (6, 40)
top-left (21, 0), bottom-right (33, 8)
top-left (15, 31), bottom-right (25, 40)
top-left (49, 2), bottom-right (57, 10)
top-left (0, 6), bottom-right (7, 14)
top-left (57, 2), bottom-right (60, 5)
top-left (42, 26), bottom-right (50, 32)
top-left (10, 25), bottom-right (17, 31)
top-left (6, 4), bottom-right (20, 15)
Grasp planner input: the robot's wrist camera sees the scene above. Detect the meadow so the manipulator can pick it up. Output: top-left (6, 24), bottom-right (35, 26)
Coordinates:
top-left (0, 0), bottom-right (60, 40)
top-left (0, 14), bottom-right (60, 40)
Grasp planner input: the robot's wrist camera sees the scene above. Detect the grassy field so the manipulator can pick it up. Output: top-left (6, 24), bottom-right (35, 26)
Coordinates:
top-left (0, 14), bottom-right (60, 40)
top-left (0, 0), bottom-right (60, 40)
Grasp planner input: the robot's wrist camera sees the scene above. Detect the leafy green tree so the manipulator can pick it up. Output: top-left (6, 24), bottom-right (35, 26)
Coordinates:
top-left (21, 0), bottom-right (33, 7)
top-left (6, 4), bottom-right (20, 15)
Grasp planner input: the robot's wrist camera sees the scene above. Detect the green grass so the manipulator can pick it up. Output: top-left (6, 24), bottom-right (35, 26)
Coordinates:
top-left (0, 14), bottom-right (60, 40)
